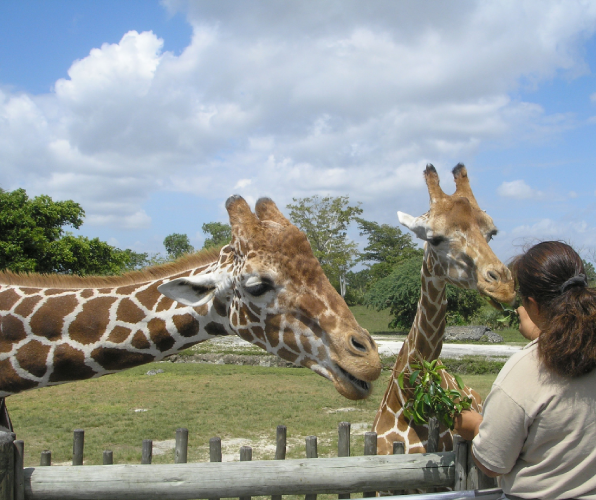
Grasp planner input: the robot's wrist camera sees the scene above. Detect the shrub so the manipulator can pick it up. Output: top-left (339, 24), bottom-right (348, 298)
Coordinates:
top-left (364, 257), bottom-right (484, 330)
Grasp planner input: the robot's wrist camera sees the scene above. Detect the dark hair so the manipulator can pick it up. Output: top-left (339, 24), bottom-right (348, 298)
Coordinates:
top-left (511, 241), bottom-right (596, 378)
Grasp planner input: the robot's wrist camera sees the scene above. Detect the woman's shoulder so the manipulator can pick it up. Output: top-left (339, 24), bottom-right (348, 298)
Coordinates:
top-left (494, 340), bottom-right (540, 386)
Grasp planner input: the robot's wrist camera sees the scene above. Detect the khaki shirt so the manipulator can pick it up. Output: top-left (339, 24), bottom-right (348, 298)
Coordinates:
top-left (473, 339), bottom-right (596, 499)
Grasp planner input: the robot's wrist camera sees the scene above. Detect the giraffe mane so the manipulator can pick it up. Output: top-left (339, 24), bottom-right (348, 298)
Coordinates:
top-left (0, 247), bottom-right (223, 289)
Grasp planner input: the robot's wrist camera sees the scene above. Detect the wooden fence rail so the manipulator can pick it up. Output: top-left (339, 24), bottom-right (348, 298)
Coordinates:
top-left (0, 418), bottom-right (498, 500)
top-left (23, 453), bottom-right (456, 500)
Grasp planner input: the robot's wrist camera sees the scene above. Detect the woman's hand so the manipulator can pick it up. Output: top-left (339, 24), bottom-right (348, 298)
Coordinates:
top-left (517, 305), bottom-right (541, 341)
top-left (453, 409), bottom-right (483, 441)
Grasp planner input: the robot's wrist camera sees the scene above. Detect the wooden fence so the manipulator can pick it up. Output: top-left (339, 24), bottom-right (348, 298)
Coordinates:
top-left (0, 420), bottom-right (500, 500)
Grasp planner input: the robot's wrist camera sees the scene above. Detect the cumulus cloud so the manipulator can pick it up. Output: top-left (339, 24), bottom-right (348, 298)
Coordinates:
top-left (1, 0), bottom-right (596, 237)
top-left (497, 180), bottom-right (543, 200)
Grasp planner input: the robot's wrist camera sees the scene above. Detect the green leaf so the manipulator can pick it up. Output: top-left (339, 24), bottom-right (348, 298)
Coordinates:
top-left (409, 370), bottom-right (420, 386)
top-left (454, 374), bottom-right (465, 390)
top-left (397, 372), bottom-right (405, 391)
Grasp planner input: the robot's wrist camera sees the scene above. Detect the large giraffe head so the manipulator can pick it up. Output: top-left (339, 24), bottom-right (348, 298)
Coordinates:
top-left (398, 164), bottom-right (515, 306)
top-left (158, 195), bottom-right (381, 399)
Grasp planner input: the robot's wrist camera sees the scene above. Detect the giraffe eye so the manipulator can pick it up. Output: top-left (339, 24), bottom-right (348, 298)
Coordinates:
top-left (244, 278), bottom-right (275, 297)
top-left (486, 230), bottom-right (498, 243)
top-left (428, 236), bottom-right (446, 246)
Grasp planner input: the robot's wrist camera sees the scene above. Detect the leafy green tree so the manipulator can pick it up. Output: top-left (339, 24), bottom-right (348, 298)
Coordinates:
top-left (0, 188), bottom-right (135, 276)
top-left (582, 259), bottom-right (596, 287)
top-left (163, 233), bottom-right (194, 260)
top-left (0, 188), bottom-right (85, 273)
top-left (202, 222), bottom-right (231, 249)
top-left (287, 195), bottom-right (362, 297)
top-left (50, 233), bottom-right (131, 276)
top-left (364, 257), bottom-right (484, 330)
top-left (357, 218), bottom-right (423, 286)
top-left (343, 220), bottom-right (422, 305)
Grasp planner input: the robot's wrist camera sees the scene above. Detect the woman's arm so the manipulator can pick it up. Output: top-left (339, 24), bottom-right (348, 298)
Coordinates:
top-left (453, 410), bottom-right (501, 478)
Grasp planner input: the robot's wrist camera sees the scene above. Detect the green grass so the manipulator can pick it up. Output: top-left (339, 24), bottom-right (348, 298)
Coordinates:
top-left (496, 328), bottom-right (527, 343)
top-left (350, 305), bottom-right (405, 335)
top-left (10, 363), bottom-right (496, 467)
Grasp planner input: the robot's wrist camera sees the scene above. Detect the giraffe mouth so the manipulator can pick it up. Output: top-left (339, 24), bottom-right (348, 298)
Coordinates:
top-left (336, 364), bottom-right (372, 396)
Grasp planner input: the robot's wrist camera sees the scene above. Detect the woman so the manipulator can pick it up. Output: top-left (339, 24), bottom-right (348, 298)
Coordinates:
top-left (454, 241), bottom-right (596, 500)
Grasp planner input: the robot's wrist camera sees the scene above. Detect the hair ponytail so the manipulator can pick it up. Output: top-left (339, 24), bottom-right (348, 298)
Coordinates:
top-left (512, 241), bottom-right (596, 378)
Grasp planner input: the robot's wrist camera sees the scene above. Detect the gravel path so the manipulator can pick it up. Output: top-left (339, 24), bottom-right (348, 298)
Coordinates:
top-left (374, 338), bottom-right (523, 359)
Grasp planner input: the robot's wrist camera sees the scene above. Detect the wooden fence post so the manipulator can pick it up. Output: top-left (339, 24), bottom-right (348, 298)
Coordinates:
top-left (392, 441), bottom-right (405, 495)
top-left (13, 441), bottom-right (23, 500)
top-left (427, 417), bottom-right (439, 453)
top-left (239, 446), bottom-right (252, 500)
top-left (466, 440), bottom-right (498, 488)
top-left (338, 422), bottom-right (351, 500)
top-left (466, 440), bottom-right (496, 488)
top-left (141, 440), bottom-right (152, 465)
top-left (271, 425), bottom-right (286, 500)
top-left (72, 429), bottom-right (84, 466)
top-left (0, 431), bottom-right (16, 500)
top-left (305, 436), bottom-right (318, 500)
top-left (175, 428), bottom-right (188, 464)
top-left (39, 451), bottom-right (51, 467)
top-left (363, 432), bottom-right (377, 498)
top-left (209, 437), bottom-right (222, 500)
top-left (102, 451), bottom-right (113, 465)
top-left (453, 434), bottom-right (467, 491)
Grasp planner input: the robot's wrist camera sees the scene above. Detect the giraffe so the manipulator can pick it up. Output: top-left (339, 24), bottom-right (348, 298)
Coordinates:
top-left (0, 195), bottom-right (382, 428)
top-left (373, 164), bottom-right (515, 455)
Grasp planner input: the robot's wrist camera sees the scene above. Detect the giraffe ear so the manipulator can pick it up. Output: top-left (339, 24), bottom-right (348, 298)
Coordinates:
top-left (158, 275), bottom-right (220, 307)
top-left (254, 197), bottom-right (291, 227)
top-left (398, 211), bottom-right (430, 241)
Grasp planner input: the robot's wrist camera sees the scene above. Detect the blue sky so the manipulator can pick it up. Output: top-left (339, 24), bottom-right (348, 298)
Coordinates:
top-left (0, 0), bottom-right (595, 263)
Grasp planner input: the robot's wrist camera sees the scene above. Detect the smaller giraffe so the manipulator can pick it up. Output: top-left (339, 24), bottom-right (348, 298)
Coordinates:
top-left (373, 164), bottom-right (515, 455)
top-left (0, 196), bottom-right (381, 414)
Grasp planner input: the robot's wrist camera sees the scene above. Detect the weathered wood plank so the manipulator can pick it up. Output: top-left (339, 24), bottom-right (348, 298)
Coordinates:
top-left (175, 429), bottom-right (188, 464)
top-left (0, 431), bottom-right (15, 500)
top-left (363, 432), bottom-right (376, 498)
top-left (337, 421), bottom-right (351, 500)
top-left (14, 440), bottom-right (24, 500)
top-left (72, 431), bottom-right (83, 467)
top-left (24, 452), bottom-right (456, 500)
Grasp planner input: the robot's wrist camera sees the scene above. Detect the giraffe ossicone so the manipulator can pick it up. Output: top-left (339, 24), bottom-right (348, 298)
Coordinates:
top-left (373, 164), bottom-right (516, 455)
top-left (0, 196), bottom-right (381, 411)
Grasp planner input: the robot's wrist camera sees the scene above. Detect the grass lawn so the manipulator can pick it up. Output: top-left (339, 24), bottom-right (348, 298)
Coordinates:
top-left (10, 362), bottom-right (496, 467)
top-left (350, 305), bottom-right (405, 335)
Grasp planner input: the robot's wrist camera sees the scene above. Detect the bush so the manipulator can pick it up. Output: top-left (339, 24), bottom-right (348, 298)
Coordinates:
top-left (364, 257), bottom-right (484, 330)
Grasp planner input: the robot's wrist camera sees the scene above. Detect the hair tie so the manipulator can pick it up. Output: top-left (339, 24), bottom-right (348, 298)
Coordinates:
top-left (559, 274), bottom-right (588, 293)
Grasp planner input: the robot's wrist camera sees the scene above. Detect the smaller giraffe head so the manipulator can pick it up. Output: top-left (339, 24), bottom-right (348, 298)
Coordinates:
top-left (158, 196), bottom-right (381, 400)
top-left (397, 164), bottom-right (515, 306)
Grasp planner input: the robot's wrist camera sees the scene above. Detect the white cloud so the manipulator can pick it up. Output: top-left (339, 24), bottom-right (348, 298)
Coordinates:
top-left (1, 1), bottom-right (596, 237)
top-left (591, 92), bottom-right (596, 103)
top-left (497, 180), bottom-right (543, 200)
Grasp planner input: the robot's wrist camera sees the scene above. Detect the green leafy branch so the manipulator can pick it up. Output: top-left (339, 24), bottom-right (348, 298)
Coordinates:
top-left (398, 358), bottom-right (473, 430)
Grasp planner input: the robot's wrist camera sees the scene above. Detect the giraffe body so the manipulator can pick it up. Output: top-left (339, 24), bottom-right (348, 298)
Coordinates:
top-left (0, 196), bottom-right (381, 401)
top-left (373, 164), bottom-right (516, 454)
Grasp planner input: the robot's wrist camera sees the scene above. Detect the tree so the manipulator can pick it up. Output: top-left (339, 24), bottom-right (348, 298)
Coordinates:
top-left (202, 222), bottom-right (231, 249)
top-left (287, 195), bottom-right (362, 297)
top-left (356, 218), bottom-right (423, 282)
top-left (0, 188), bottom-right (136, 276)
top-left (364, 257), bottom-right (484, 330)
top-left (343, 220), bottom-right (422, 305)
top-left (582, 259), bottom-right (596, 287)
top-left (163, 233), bottom-right (194, 260)
top-left (0, 188), bottom-right (84, 273)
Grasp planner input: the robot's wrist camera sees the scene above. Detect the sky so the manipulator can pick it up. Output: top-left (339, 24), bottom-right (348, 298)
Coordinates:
top-left (0, 0), bottom-right (595, 264)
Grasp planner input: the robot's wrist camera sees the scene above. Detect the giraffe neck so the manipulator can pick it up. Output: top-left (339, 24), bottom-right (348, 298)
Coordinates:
top-left (396, 250), bottom-right (447, 371)
top-left (0, 251), bottom-right (234, 397)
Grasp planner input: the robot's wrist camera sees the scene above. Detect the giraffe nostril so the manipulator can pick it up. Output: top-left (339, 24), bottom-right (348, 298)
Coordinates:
top-left (350, 336), bottom-right (367, 353)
